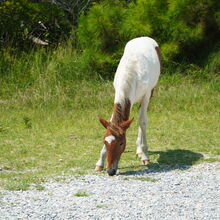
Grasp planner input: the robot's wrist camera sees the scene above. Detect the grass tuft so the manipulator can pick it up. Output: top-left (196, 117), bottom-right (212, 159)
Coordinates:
top-left (35, 184), bottom-right (45, 191)
top-left (96, 204), bottom-right (108, 209)
top-left (5, 181), bottom-right (30, 191)
top-left (74, 190), bottom-right (90, 197)
top-left (23, 116), bottom-right (32, 129)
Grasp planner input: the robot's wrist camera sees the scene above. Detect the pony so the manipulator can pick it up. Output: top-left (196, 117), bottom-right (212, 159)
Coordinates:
top-left (95, 37), bottom-right (161, 176)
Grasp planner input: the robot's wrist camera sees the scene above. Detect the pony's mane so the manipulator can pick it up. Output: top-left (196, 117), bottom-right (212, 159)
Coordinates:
top-left (108, 123), bottom-right (124, 137)
top-left (112, 98), bottom-right (131, 124)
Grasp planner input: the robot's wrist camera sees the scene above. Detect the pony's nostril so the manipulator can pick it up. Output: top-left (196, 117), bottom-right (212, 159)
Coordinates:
top-left (107, 169), bottom-right (116, 176)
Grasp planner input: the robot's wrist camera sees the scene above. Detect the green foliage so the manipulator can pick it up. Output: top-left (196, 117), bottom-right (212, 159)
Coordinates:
top-left (77, 0), bottom-right (220, 77)
top-left (0, 0), bottom-right (72, 48)
top-left (205, 47), bottom-right (220, 75)
top-left (50, 0), bottom-right (94, 26)
top-left (1, 0), bottom-right (220, 78)
top-left (77, 1), bottom-right (128, 78)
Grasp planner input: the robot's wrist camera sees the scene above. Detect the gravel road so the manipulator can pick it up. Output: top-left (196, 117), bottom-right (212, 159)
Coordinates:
top-left (0, 162), bottom-right (219, 220)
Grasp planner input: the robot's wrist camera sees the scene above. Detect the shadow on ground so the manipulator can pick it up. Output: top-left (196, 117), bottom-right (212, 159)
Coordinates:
top-left (120, 149), bottom-right (203, 176)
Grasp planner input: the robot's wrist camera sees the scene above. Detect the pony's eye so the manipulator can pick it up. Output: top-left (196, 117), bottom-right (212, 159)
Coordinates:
top-left (120, 143), bottom-right (124, 146)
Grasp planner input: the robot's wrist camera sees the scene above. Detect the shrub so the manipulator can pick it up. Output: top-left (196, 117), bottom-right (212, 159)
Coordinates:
top-left (0, 0), bottom-right (72, 49)
top-left (77, 0), bottom-right (128, 78)
top-left (205, 47), bottom-right (220, 75)
top-left (77, 0), bottom-right (220, 78)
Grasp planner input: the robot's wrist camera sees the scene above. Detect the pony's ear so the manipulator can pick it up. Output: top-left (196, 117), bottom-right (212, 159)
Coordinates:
top-left (99, 117), bottom-right (110, 129)
top-left (120, 118), bottom-right (134, 130)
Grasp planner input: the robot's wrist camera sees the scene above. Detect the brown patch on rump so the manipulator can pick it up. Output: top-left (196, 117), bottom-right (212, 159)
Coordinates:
top-left (150, 87), bottom-right (158, 99)
top-left (150, 46), bottom-right (161, 100)
top-left (155, 46), bottom-right (162, 72)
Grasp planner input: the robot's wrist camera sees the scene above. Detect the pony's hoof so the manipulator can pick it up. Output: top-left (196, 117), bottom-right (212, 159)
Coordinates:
top-left (95, 165), bottom-right (103, 171)
top-left (142, 160), bottom-right (150, 165)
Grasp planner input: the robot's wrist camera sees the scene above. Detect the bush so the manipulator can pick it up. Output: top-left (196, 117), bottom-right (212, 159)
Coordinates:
top-left (0, 0), bottom-right (72, 49)
top-left (77, 1), bottom-right (128, 78)
top-left (205, 47), bottom-right (220, 75)
top-left (77, 0), bottom-right (220, 78)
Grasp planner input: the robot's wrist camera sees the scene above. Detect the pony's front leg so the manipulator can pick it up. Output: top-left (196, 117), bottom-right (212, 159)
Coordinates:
top-left (136, 94), bottom-right (150, 165)
top-left (95, 114), bottom-right (113, 171)
top-left (95, 144), bottom-right (106, 171)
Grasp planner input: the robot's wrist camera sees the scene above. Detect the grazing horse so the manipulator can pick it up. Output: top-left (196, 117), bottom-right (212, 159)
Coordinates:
top-left (96, 37), bottom-right (161, 176)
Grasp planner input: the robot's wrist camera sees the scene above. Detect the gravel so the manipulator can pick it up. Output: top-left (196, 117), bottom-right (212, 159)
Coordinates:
top-left (0, 162), bottom-right (220, 220)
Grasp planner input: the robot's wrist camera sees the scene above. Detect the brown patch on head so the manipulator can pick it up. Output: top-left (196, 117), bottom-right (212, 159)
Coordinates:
top-left (108, 122), bottom-right (124, 137)
top-left (105, 117), bottom-right (133, 138)
top-left (103, 119), bottom-right (133, 170)
top-left (99, 98), bottom-right (133, 171)
top-left (120, 118), bottom-right (134, 130)
top-left (104, 130), bottom-right (125, 170)
top-left (99, 117), bottom-right (110, 128)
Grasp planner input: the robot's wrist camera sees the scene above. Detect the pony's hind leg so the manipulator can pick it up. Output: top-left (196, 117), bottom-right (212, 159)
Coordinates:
top-left (95, 144), bottom-right (106, 171)
top-left (136, 93), bottom-right (150, 165)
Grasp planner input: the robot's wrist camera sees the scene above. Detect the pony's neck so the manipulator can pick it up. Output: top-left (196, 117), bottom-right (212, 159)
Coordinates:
top-left (111, 98), bottom-right (131, 124)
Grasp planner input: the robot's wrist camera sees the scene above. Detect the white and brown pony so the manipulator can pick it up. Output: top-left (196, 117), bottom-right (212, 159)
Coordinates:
top-left (96, 37), bottom-right (161, 176)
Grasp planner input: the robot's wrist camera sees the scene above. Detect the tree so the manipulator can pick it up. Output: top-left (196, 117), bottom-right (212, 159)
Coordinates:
top-left (49, 0), bottom-right (93, 26)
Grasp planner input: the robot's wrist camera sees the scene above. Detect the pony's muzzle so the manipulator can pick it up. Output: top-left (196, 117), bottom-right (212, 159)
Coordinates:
top-left (107, 169), bottom-right (116, 176)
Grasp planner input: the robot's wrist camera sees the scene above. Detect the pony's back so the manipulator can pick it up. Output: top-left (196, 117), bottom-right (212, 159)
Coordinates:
top-left (114, 37), bottom-right (160, 104)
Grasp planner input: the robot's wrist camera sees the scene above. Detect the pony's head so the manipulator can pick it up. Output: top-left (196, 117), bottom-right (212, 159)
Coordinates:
top-left (99, 117), bottom-right (133, 176)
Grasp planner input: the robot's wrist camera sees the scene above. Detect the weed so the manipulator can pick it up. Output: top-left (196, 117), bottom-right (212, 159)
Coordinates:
top-left (23, 116), bottom-right (32, 129)
top-left (35, 184), bottom-right (45, 191)
top-left (96, 204), bottom-right (108, 209)
top-left (5, 181), bottom-right (30, 191)
top-left (0, 192), bottom-right (6, 197)
top-left (74, 190), bottom-right (89, 197)
top-left (0, 123), bottom-right (7, 133)
top-left (54, 177), bottom-right (67, 182)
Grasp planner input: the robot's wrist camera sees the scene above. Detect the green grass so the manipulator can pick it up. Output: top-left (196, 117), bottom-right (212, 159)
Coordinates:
top-left (0, 73), bottom-right (219, 190)
top-left (0, 47), bottom-right (220, 190)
